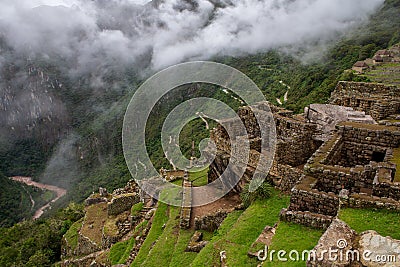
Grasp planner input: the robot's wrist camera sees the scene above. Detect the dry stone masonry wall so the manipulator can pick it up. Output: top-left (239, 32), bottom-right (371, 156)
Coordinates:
top-left (331, 81), bottom-right (400, 121)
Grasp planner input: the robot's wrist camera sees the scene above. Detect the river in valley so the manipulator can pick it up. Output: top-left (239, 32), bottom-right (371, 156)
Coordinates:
top-left (10, 176), bottom-right (67, 219)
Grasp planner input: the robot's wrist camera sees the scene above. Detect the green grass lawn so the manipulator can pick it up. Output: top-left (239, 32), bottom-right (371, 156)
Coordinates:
top-left (109, 238), bottom-right (136, 265)
top-left (169, 229), bottom-right (198, 267)
top-left (339, 208), bottom-right (400, 239)
top-left (192, 190), bottom-right (290, 266)
top-left (131, 203), bottom-right (169, 266)
top-left (189, 168), bottom-right (209, 187)
top-left (141, 206), bottom-right (180, 267)
top-left (262, 222), bottom-right (324, 267)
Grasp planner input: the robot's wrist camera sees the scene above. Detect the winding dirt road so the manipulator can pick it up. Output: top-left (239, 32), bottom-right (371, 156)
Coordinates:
top-left (10, 176), bottom-right (67, 219)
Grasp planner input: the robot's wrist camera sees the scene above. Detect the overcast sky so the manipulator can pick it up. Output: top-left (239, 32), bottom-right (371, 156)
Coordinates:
top-left (0, 0), bottom-right (385, 72)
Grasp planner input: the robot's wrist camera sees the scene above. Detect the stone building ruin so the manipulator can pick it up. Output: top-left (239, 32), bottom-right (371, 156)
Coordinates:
top-left (207, 79), bottom-right (400, 230)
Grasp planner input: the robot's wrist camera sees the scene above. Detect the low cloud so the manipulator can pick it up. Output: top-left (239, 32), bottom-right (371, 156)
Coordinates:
top-left (0, 0), bottom-right (384, 72)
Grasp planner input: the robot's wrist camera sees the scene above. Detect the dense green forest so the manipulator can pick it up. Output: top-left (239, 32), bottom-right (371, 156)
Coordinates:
top-left (0, 171), bottom-right (55, 228)
top-left (0, 0), bottom-right (399, 265)
top-left (0, 202), bottom-right (84, 267)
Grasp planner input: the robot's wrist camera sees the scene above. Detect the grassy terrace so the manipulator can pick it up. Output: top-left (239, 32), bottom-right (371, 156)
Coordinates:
top-left (130, 189), bottom-right (324, 267)
top-left (339, 208), bottom-right (400, 240)
top-left (169, 229), bottom-right (197, 267)
top-left (131, 203), bottom-right (169, 266)
top-left (188, 168), bottom-right (209, 187)
top-left (109, 218), bottom-right (149, 264)
top-left (191, 210), bottom-right (243, 266)
top-left (263, 223), bottom-right (324, 266)
top-left (109, 238), bottom-right (135, 265)
top-left (192, 190), bottom-right (290, 266)
top-left (361, 62), bottom-right (400, 87)
top-left (141, 206), bottom-right (180, 267)
top-left (80, 203), bottom-right (107, 246)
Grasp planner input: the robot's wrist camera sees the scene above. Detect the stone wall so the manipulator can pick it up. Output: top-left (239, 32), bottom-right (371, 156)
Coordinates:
top-left (208, 103), bottom-right (319, 194)
top-left (305, 124), bottom-right (400, 195)
top-left (344, 193), bottom-right (400, 211)
top-left (312, 165), bottom-right (375, 195)
top-left (330, 81), bottom-right (400, 120)
top-left (288, 176), bottom-right (339, 217)
top-left (338, 123), bottom-right (400, 148)
top-left (269, 162), bottom-right (303, 193)
top-left (76, 233), bottom-right (100, 257)
top-left (194, 210), bottom-right (229, 232)
top-left (373, 182), bottom-right (400, 201)
top-left (280, 209), bottom-right (333, 230)
top-left (107, 193), bottom-right (140, 216)
top-left (283, 119), bottom-right (400, 229)
top-left (180, 176), bottom-right (192, 229)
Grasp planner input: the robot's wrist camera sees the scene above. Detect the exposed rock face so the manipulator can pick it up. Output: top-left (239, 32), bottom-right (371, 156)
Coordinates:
top-left (307, 219), bottom-right (357, 267)
top-left (308, 221), bottom-right (400, 267)
top-left (0, 64), bottom-right (70, 145)
top-left (358, 231), bottom-right (400, 267)
top-left (144, 208), bottom-right (156, 220)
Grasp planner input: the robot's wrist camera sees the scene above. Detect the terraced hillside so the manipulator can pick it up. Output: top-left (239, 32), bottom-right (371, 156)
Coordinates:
top-left (363, 62), bottom-right (400, 86)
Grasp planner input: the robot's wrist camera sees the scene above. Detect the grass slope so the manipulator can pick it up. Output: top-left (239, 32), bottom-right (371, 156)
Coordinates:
top-left (169, 229), bottom-right (197, 267)
top-left (339, 208), bottom-right (400, 240)
top-left (192, 191), bottom-right (290, 266)
top-left (131, 203), bottom-right (169, 266)
top-left (141, 206), bottom-right (180, 267)
top-left (109, 238), bottom-right (136, 265)
top-left (263, 222), bottom-right (324, 266)
top-left (191, 210), bottom-right (243, 267)
top-left (63, 218), bottom-right (83, 254)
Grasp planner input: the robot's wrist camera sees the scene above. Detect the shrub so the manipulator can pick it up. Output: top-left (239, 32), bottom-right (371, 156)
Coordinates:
top-left (240, 182), bottom-right (274, 208)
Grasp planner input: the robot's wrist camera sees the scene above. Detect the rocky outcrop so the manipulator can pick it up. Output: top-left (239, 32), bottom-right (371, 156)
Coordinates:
top-left (186, 231), bottom-right (208, 253)
top-left (307, 219), bottom-right (357, 266)
top-left (248, 224), bottom-right (277, 258)
top-left (308, 220), bottom-right (400, 267)
top-left (358, 231), bottom-right (400, 267)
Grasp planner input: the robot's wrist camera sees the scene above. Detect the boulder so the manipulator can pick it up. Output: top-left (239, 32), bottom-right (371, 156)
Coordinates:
top-left (307, 219), bottom-right (357, 266)
top-left (358, 230), bottom-right (400, 267)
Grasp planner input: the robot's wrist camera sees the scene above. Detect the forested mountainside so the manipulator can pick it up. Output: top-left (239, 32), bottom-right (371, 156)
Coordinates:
top-left (1, 0), bottom-right (400, 222)
top-left (0, 0), bottom-right (399, 265)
